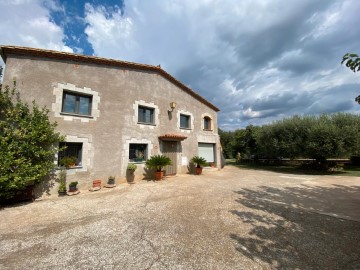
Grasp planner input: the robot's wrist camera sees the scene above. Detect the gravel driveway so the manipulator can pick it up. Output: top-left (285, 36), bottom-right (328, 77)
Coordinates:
top-left (1, 166), bottom-right (359, 269)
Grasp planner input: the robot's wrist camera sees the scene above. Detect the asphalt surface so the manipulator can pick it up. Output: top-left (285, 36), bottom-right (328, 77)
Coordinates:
top-left (1, 166), bottom-right (359, 269)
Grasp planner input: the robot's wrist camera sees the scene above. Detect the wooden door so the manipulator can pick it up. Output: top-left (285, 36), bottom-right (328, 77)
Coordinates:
top-left (162, 141), bottom-right (178, 175)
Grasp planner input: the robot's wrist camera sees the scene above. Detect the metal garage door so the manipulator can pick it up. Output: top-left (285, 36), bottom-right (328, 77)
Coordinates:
top-left (198, 143), bottom-right (215, 163)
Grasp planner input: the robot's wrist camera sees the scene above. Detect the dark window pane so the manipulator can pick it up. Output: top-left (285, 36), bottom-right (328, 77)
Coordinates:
top-left (138, 106), bottom-right (154, 124)
top-left (129, 144), bottom-right (147, 162)
top-left (62, 91), bottom-right (92, 116)
top-left (63, 93), bottom-right (76, 113)
top-left (204, 117), bottom-right (211, 130)
top-left (58, 142), bottom-right (83, 166)
top-left (180, 114), bottom-right (190, 128)
top-left (79, 96), bottom-right (91, 115)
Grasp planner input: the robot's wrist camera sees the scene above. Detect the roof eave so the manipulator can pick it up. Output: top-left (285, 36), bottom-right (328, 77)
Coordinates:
top-left (0, 45), bottom-right (220, 112)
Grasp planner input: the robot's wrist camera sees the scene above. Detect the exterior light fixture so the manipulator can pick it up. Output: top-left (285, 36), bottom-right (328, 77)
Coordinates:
top-left (169, 102), bottom-right (176, 111)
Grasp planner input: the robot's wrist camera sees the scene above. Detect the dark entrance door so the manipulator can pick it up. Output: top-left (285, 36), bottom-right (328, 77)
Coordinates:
top-left (162, 141), bottom-right (178, 175)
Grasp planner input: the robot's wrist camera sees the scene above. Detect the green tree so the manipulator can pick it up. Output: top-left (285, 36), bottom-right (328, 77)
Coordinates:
top-left (256, 113), bottom-right (360, 166)
top-left (342, 53), bottom-right (360, 104)
top-left (0, 75), bottom-right (64, 200)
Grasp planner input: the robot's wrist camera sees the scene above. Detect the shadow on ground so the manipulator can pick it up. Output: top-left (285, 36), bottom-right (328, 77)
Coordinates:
top-left (230, 185), bottom-right (360, 269)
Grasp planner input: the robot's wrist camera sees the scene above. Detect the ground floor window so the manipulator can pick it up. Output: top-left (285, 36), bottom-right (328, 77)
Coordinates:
top-left (129, 144), bottom-right (147, 162)
top-left (58, 142), bottom-right (83, 167)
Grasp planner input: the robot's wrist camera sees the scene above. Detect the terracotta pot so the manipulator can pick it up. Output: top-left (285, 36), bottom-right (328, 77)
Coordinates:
top-left (195, 167), bottom-right (203, 175)
top-left (93, 180), bottom-right (102, 188)
top-left (154, 171), bottom-right (164, 181)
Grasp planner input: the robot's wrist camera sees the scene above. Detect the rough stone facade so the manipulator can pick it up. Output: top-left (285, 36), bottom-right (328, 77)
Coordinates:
top-left (0, 46), bottom-right (221, 197)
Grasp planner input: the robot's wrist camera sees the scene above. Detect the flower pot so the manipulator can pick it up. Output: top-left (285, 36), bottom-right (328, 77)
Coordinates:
top-left (69, 186), bottom-right (77, 192)
top-left (127, 170), bottom-right (135, 183)
top-left (108, 179), bottom-right (115, 185)
top-left (58, 190), bottom-right (67, 196)
top-left (154, 171), bottom-right (164, 181)
top-left (195, 167), bottom-right (203, 175)
top-left (93, 180), bottom-right (102, 188)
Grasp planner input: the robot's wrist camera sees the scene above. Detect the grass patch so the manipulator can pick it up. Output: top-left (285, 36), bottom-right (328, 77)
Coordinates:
top-left (226, 159), bottom-right (360, 177)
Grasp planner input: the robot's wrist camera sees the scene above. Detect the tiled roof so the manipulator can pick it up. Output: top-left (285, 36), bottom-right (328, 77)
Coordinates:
top-left (0, 45), bottom-right (220, 112)
top-left (158, 134), bottom-right (188, 141)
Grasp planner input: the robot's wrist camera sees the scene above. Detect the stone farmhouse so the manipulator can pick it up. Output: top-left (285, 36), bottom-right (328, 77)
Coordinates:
top-left (0, 46), bottom-right (221, 194)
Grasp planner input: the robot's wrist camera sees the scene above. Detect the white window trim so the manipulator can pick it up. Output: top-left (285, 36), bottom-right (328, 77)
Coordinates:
top-left (178, 110), bottom-right (194, 133)
top-left (201, 113), bottom-right (213, 131)
top-left (55, 135), bottom-right (93, 174)
top-left (133, 100), bottom-right (159, 129)
top-left (52, 83), bottom-right (100, 123)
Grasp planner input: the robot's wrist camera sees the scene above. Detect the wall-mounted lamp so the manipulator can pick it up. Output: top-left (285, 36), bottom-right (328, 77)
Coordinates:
top-left (169, 102), bottom-right (177, 112)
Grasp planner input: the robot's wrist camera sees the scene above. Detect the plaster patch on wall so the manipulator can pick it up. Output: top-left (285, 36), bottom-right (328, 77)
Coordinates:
top-left (197, 134), bottom-right (218, 144)
top-left (133, 100), bottom-right (160, 129)
top-left (177, 109), bottom-right (194, 133)
top-left (52, 83), bottom-right (100, 122)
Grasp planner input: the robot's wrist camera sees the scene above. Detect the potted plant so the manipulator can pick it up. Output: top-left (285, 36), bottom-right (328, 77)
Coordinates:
top-left (127, 164), bottom-right (137, 183)
top-left (145, 155), bottom-right (172, 181)
top-left (134, 150), bottom-right (145, 162)
top-left (58, 167), bottom-right (67, 195)
top-left (127, 164), bottom-right (137, 172)
top-left (190, 156), bottom-right (207, 175)
top-left (60, 156), bottom-right (77, 168)
top-left (68, 181), bottom-right (78, 192)
top-left (108, 176), bottom-right (115, 185)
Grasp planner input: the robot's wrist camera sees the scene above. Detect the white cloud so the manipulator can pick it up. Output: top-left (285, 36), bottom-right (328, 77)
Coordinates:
top-left (83, 0), bottom-right (360, 129)
top-left (0, 0), bottom-right (72, 57)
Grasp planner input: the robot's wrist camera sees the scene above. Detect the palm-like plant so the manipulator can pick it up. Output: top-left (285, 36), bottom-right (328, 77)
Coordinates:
top-left (190, 156), bottom-right (207, 168)
top-left (146, 155), bottom-right (172, 172)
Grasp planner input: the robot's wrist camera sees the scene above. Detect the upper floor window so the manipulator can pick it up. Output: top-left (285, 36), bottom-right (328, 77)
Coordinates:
top-left (204, 116), bottom-right (212, 130)
top-left (180, 114), bottom-right (191, 129)
top-left (138, 106), bottom-right (154, 124)
top-left (62, 91), bottom-right (92, 116)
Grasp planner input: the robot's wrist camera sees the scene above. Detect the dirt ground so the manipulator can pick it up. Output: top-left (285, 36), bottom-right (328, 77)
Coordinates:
top-left (0, 166), bottom-right (359, 269)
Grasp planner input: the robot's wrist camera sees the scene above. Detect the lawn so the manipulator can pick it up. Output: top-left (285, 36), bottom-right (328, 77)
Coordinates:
top-left (226, 159), bottom-right (360, 177)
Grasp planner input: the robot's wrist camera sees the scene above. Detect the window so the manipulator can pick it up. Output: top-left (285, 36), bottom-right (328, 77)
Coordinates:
top-left (62, 91), bottom-right (92, 116)
top-left (180, 114), bottom-right (190, 129)
top-left (138, 106), bottom-right (154, 124)
top-left (129, 144), bottom-right (147, 162)
top-left (58, 142), bottom-right (83, 167)
top-left (204, 116), bottom-right (212, 130)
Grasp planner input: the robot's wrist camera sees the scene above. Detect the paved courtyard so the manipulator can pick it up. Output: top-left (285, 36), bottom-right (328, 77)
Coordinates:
top-left (1, 166), bottom-right (359, 269)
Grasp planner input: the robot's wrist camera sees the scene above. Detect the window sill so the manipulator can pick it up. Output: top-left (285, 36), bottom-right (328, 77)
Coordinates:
top-left (180, 127), bottom-right (192, 130)
top-left (203, 129), bottom-right (213, 131)
top-left (129, 161), bottom-right (146, 164)
top-left (137, 122), bottom-right (156, 126)
top-left (60, 112), bottom-right (93, 119)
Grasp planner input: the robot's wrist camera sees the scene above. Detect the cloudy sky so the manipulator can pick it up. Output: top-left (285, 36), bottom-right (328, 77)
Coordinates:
top-left (1, 0), bottom-right (360, 130)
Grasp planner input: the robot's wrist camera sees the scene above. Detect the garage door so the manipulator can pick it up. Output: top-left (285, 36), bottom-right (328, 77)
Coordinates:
top-left (198, 143), bottom-right (215, 163)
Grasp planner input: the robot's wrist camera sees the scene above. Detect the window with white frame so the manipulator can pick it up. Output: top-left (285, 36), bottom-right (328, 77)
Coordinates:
top-left (58, 142), bottom-right (83, 167)
top-left (138, 106), bottom-right (154, 124)
top-left (62, 91), bottom-right (92, 116)
top-left (180, 114), bottom-right (191, 129)
top-left (204, 116), bottom-right (212, 130)
top-left (129, 144), bottom-right (148, 162)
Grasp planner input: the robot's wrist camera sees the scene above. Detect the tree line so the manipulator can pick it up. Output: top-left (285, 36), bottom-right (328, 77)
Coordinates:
top-left (219, 113), bottom-right (360, 164)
